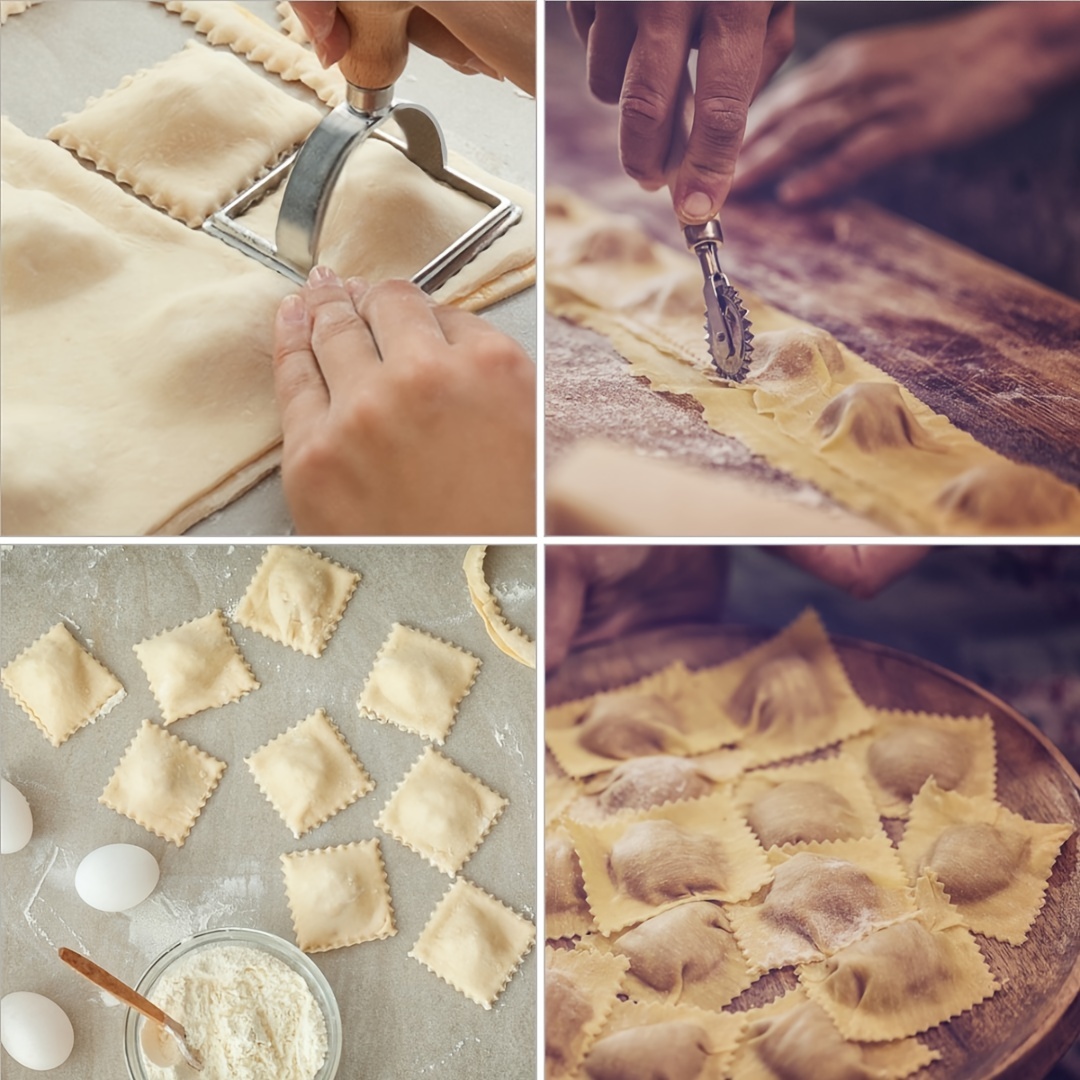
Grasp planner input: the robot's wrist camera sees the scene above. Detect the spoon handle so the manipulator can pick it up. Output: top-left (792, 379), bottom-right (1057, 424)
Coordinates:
top-left (57, 948), bottom-right (173, 1029)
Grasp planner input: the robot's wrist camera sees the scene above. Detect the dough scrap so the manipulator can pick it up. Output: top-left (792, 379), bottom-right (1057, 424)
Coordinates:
top-left (730, 989), bottom-right (938, 1080)
top-left (2, 622), bottom-right (125, 747)
top-left (280, 838), bottom-right (396, 952)
top-left (545, 946), bottom-right (628, 1079)
top-left (154, 0), bottom-right (537, 310)
top-left (797, 874), bottom-right (998, 1041)
top-left (376, 745), bottom-right (506, 876)
top-left (0, 118), bottom-right (290, 536)
top-left (546, 825), bottom-right (596, 940)
top-left (234, 545), bottom-right (360, 657)
top-left (358, 622), bottom-right (480, 744)
top-left (580, 1001), bottom-right (744, 1080)
top-left (99, 719), bottom-right (226, 847)
top-left (546, 188), bottom-right (1080, 536)
top-left (844, 709), bottom-right (996, 818)
top-left (733, 756), bottom-right (885, 849)
top-left (695, 609), bottom-right (875, 766)
top-left (897, 779), bottom-right (1074, 944)
top-left (569, 791), bottom-right (772, 935)
top-left (409, 877), bottom-right (535, 1009)
top-left (133, 610), bottom-right (258, 725)
top-left (727, 837), bottom-right (917, 975)
top-left (592, 901), bottom-right (756, 1011)
top-left (48, 42), bottom-right (322, 227)
top-left (246, 708), bottom-right (373, 838)
top-left (0, 1), bottom-right (41, 23)
top-left (463, 545), bottom-right (535, 668)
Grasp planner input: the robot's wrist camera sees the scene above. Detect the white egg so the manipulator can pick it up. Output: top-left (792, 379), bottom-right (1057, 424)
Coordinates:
top-left (1, 778), bottom-right (33, 854)
top-left (75, 844), bottom-right (160, 912)
top-left (1, 991), bottom-right (74, 1071)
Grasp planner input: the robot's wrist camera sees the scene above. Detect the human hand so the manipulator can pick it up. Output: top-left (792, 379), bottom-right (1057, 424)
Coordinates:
top-left (546, 546), bottom-right (729, 673)
top-left (272, 267), bottom-right (536, 535)
top-left (734, 2), bottom-right (1080, 205)
top-left (568, 1), bottom-right (794, 223)
top-left (289, 1), bottom-right (535, 93)
top-left (775, 545), bottom-right (930, 599)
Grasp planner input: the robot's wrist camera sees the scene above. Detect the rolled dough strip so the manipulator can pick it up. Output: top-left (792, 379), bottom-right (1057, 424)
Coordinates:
top-left (547, 188), bottom-right (1080, 536)
top-left (463, 545), bottom-right (536, 668)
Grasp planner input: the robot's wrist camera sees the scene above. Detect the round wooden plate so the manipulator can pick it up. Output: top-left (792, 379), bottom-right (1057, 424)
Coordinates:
top-left (547, 623), bottom-right (1080, 1080)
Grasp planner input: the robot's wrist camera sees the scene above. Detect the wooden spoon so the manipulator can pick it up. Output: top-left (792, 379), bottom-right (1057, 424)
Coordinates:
top-left (57, 947), bottom-right (203, 1072)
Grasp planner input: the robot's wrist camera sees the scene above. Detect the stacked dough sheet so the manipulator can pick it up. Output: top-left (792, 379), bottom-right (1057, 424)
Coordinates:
top-left (544, 610), bottom-right (1074, 1079)
top-left (1, 2), bottom-right (535, 534)
top-left (3, 546), bottom-right (535, 1016)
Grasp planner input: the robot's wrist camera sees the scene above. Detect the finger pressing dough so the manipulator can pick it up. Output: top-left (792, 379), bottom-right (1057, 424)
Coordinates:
top-left (409, 877), bottom-right (535, 1009)
top-left (246, 708), bottom-right (373, 838)
top-left (133, 610), bottom-right (258, 725)
top-left (844, 709), bottom-right (996, 818)
top-left (358, 623), bottom-right (480, 745)
top-left (234, 545), bottom-right (360, 657)
top-left (376, 746), bottom-right (506, 876)
top-left (897, 779), bottom-right (1074, 944)
top-left (2, 622), bottom-right (125, 747)
top-left (48, 42), bottom-right (322, 227)
top-left (99, 719), bottom-right (226, 847)
top-left (546, 188), bottom-right (1080, 536)
top-left (281, 839), bottom-right (396, 952)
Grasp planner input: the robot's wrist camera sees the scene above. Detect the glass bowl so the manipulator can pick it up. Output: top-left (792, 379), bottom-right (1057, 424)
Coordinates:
top-left (123, 926), bottom-right (342, 1080)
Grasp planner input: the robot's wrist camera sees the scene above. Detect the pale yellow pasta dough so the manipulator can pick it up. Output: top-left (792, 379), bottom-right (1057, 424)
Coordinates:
top-left (844, 709), bottom-right (996, 818)
top-left (588, 900), bottom-right (755, 1011)
top-left (246, 708), bottom-right (373, 838)
top-left (2, 622), bottom-right (125, 747)
top-left (694, 609), bottom-right (875, 766)
top-left (280, 839), bottom-right (396, 952)
top-left (0, 118), bottom-right (290, 536)
top-left (463, 545), bottom-right (536, 668)
top-left (0, 1), bottom-right (41, 24)
top-left (546, 825), bottom-right (595, 940)
top-left (48, 42), bottom-right (322, 228)
top-left (546, 188), bottom-right (1080, 536)
top-left (376, 746), bottom-right (506, 876)
top-left (727, 837), bottom-right (917, 975)
top-left (358, 623), bottom-right (480, 744)
top-left (545, 946), bottom-right (629, 1079)
top-left (99, 719), bottom-right (226, 847)
top-left (897, 779), bottom-right (1074, 944)
top-left (733, 756), bottom-right (885, 849)
top-left (234, 545), bottom-right (359, 657)
top-left (569, 791), bottom-right (772, 935)
top-left (409, 877), bottom-right (535, 1009)
top-left (133, 610), bottom-right (258, 725)
top-left (581, 1001), bottom-right (744, 1080)
top-left (730, 989), bottom-right (939, 1080)
top-left (798, 875), bottom-right (998, 1042)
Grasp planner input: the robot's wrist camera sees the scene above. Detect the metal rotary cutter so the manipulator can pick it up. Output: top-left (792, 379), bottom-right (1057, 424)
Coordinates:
top-left (203, 3), bottom-right (521, 290)
top-left (684, 219), bottom-right (754, 380)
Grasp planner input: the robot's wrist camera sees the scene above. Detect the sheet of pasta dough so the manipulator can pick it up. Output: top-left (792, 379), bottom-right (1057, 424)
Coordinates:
top-left (546, 188), bottom-right (1080, 536)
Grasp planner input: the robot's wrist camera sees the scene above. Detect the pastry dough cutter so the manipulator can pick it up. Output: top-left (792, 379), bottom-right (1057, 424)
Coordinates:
top-left (203, 3), bottom-right (522, 290)
top-left (684, 218), bottom-right (754, 381)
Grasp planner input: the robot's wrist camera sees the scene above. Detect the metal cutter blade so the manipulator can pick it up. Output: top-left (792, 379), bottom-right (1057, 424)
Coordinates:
top-left (684, 220), bottom-right (754, 380)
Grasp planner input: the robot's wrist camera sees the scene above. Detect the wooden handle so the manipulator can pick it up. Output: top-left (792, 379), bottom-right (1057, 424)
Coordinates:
top-left (337, 2), bottom-right (412, 89)
top-left (58, 948), bottom-right (169, 1026)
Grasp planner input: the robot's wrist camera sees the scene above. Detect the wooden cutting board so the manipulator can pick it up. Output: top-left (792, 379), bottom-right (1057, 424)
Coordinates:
top-left (547, 624), bottom-right (1080, 1080)
top-left (545, 8), bottom-right (1080, 491)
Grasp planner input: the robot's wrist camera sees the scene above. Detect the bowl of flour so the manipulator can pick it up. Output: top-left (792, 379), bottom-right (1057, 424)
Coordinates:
top-left (123, 926), bottom-right (342, 1080)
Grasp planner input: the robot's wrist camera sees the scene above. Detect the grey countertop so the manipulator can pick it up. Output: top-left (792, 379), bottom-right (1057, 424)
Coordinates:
top-left (0, 0), bottom-right (537, 536)
top-left (0, 543), bottom-right (537, 1079)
